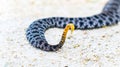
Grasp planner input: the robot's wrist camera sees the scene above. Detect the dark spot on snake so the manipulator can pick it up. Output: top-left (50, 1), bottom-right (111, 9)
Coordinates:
top-left (116, 15), bottom-right (119, 18)
top-left (39, 40), bottom-right (43, 44)
top-left (59, 21), bottom-right (62, 24)
top-left (78, 18), bottom-right (83, 21)
top-left (60, 17), bottom-right (64, 20)
top-left (102, 13), bottom-right (107, 16)
top-left (106, 22), bottom-right (110, 26)
top-left (75, 25), bottom-right (77, 29)
top-left (108, 17), bottom-right (113, 22)
top-left (84, 25), bottom-right (88, 29)
top-left (69, 22), bottom-right (73, 23)
top-left (63, 24), bottom-right (66, 28)
top-left (26, 32), bottom-right (30, 35)
top-left (29, 37), bottom-right (32, 42)
top-left (89, 21), bottom-right (93, 25)
top-left (43, 19), bottom-right (47, 22)
top-left (33, 34), bottom-right (39, 38)
top-left (115, 20), bottom-right (118, 24)
top-left (43, 25), bottom-right (47, 28)
top-left (53, 45), bottom-right (58, 49)
top-left (70, 18), bottom-right (74, 21)
top-left (32, 30), bottom-right (39, 33)
top-left (79, 22), bottom-right (84, 26)
top-left (38, 20), bottom-right (43, 24)
top-left (44, 43), bottom-right (48, 47)
top-left (31, 40), bottom-right (35, 44)
top-left (35, 37), bottom-right (40, 40)
top-left (40, 27), bottom-right (44, 30)
top-left (94, 24), bottom-right (99, 28)
top-left (49, 46), bottom-right (54, 51)
top-left (94, 15), bottom-right (99, 19)
top-left (86, 17), bottom-right (91, 20)
top-left (98, 20), bottom-right (103, 24)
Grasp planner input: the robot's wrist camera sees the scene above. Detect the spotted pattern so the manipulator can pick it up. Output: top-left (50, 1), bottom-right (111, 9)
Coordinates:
top-left (26, 0), bottom-right (120, 51)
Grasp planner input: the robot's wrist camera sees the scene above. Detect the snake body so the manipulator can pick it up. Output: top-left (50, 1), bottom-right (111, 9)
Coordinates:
top-left (26, 0), bottom-right (120, 51)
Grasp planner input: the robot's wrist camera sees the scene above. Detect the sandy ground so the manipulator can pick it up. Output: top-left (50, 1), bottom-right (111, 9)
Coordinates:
top-left (0, 0), bottom-right (120, 67)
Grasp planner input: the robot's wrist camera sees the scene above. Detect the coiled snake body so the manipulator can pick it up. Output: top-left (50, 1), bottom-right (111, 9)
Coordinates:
top-left (26, 0), bottom-right (120, 51)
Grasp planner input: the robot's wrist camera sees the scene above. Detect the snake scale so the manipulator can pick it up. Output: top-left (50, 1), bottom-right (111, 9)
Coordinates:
top-left (26, 0), bottom-right (120, 52)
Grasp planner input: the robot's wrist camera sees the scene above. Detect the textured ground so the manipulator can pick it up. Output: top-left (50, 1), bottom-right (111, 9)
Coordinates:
top-left (0, 0), bottom-right (120, 67)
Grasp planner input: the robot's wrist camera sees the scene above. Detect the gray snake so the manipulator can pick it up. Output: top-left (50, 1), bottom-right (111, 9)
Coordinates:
top-left (26, 0), bottom-right (120, 51)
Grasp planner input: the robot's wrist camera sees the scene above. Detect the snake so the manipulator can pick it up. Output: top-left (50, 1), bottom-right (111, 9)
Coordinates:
top-left (26, 0), bottom-right (120, 52)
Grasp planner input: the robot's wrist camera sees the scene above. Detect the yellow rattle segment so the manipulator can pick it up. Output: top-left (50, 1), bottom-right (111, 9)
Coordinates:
top-left (59, 23), bottom-right (75, 44)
